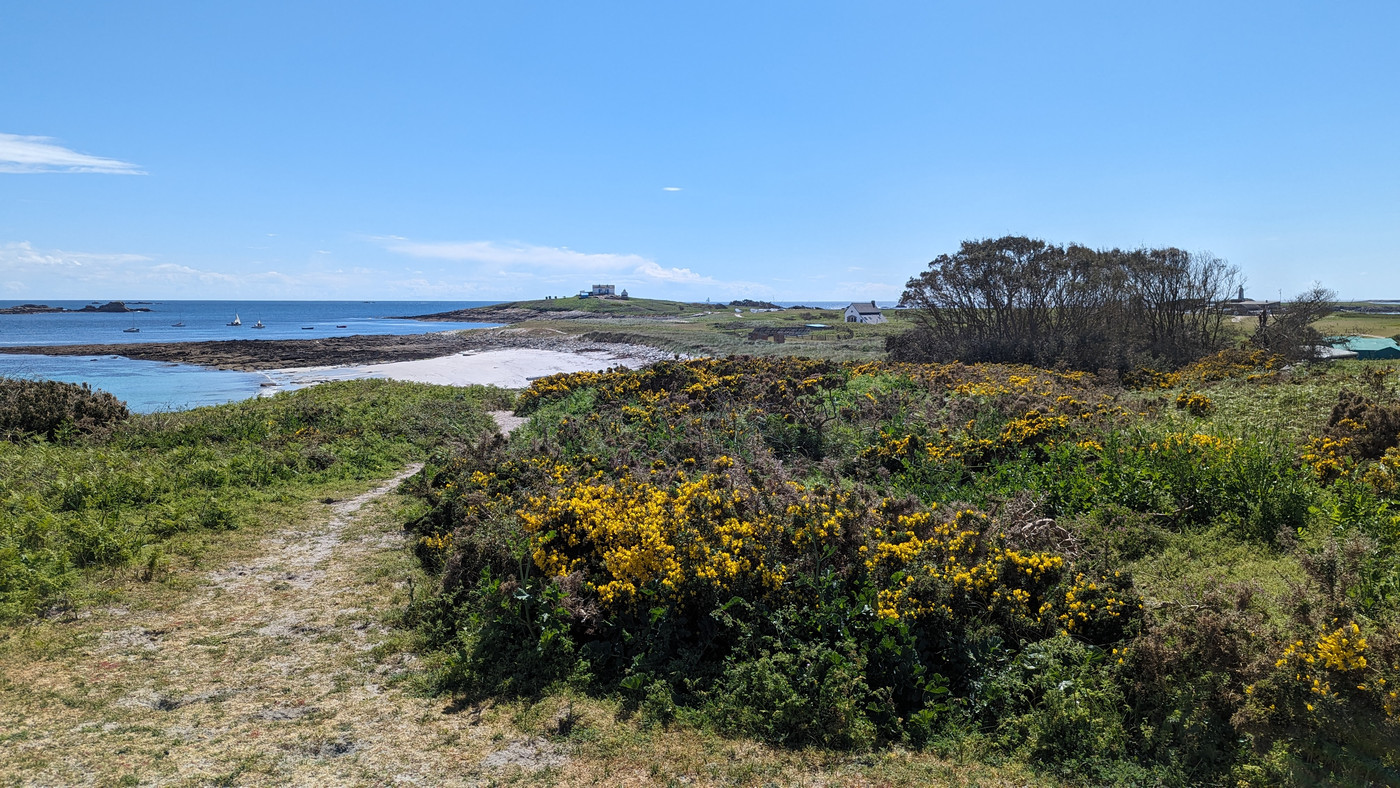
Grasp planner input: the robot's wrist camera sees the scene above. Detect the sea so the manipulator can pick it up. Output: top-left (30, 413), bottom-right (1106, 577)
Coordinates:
top-left (0, 300), bottom-right (500, 413)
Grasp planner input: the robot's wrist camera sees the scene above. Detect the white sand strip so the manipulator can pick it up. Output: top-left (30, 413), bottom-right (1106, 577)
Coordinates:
top-left (261, 347), bottom-right (662, 392)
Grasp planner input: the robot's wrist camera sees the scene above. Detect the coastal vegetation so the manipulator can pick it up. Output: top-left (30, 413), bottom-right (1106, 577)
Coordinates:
top-left (405, 352), bottom-right (1400, 785)
top-left (0, 378), bottom-right (509, 622)
top-left (0, 377), bottom-right (130, 442)
top-left (12, 284), bottom-right (1400, 783)
top-left (889, 236), bottom-right (1241, 370)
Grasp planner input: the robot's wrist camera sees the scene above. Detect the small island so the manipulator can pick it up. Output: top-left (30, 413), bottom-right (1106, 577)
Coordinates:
top-left (0, 301), bottom-right (152, 315)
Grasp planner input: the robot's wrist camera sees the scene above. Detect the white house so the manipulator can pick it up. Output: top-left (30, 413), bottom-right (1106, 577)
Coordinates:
top-left (844, 301), bottom-right (886, 324)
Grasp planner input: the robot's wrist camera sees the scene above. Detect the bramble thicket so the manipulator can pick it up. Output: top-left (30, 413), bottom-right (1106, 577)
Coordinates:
top-left (406, 352), bottom-right (1400, 785)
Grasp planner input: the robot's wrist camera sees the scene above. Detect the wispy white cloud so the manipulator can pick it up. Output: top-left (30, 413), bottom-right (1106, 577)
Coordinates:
top-left (662, 187), bottom-right (682, 192)
top-left (376, 238), bottom-right (746, 293)
top-left (636, 260), bottom-right (715, 285)
top-left (0, 242), bottom-right (252, 296)
top-left (0, 133), bottom-right (144, 174)
top-left (380, 238), bottom-right (651, 272)
top-left (0, 239), bottom-right (493, 299)
top-left (0, 241), bottom-right (152, 268)
top-left (836, 279), bottom-right (905, 300)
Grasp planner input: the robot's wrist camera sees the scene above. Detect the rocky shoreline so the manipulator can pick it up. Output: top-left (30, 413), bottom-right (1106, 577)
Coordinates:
top-left (0, 328), bottom-right (678, 372)
top-left (0, 301), bottom-right (151, 315)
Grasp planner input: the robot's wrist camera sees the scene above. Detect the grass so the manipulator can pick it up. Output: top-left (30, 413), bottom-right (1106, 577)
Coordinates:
top-left (450, 295), bottom-right (912, 361)
top-left (0, 378), bottom-right (512, 622)
top-left (492, 295), bottom-right (711, 316)
top-left (514, 307), bottom-right (913, 361)
top-left (1316, 311), bottom-right (1400, 340)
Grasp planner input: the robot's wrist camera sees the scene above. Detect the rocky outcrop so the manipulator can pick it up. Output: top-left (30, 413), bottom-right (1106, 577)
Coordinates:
top-left (74, 301), bottom-right (151, 313)
top-left (0, 301), bottom-right (151, 315)
top-left (0, 303), bottom-right (65, 314)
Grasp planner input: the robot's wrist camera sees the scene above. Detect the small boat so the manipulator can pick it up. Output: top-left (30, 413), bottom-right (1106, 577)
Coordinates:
top-left (301, 326), bottom-right (314, 330)
top-left (227, 313), bottom-right (241, 326)
top-left (123, 326), bottom-right (140, 333)
top-left (171, 322), bottom-right (185, 327)
top-left (335, 324), bottom-right (347, 328)
top-left (253, 320), bottom-right (265, 329)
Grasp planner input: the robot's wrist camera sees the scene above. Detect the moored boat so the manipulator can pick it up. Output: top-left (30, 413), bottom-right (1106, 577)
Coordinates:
top-left (227, 313), bottom-right (241, 326)
top-left (253, 320), bottom-right (265, 329)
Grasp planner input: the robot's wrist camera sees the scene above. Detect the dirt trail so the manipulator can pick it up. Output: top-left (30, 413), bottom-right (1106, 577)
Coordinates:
top-left (0, 466), bottom-right (567, 787)
top-left (488, 410), bottom-right (528, 436)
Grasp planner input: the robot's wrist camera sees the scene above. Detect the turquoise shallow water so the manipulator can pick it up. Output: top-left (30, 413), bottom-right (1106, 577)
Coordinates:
top-left (0, 354), bottom-right (272, 413)
top-left (0, 300), bottom-right (499, 413)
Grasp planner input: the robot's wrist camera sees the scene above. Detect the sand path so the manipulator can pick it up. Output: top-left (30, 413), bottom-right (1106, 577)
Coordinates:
top-left (0, 466), bottom-right (568, 786)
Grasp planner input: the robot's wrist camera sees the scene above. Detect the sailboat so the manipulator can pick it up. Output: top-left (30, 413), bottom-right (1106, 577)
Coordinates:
top-left (253, 320), bottom-right (265, 329)
top-left (227, 313), bottom-right (242, 326)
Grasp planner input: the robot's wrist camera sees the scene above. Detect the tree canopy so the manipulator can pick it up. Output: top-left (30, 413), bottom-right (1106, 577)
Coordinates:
top-left (890, 236), bottom-right (1241, 371)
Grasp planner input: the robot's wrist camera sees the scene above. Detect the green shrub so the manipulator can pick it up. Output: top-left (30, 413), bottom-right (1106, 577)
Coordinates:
top-left (0, 376), bottom-right (129, 441)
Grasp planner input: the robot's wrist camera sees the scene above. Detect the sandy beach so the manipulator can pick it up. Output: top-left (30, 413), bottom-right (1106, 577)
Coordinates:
top-left (0, 327), bottom-right (678, 372)
top-left (259, 345), bottom-right (673, 392)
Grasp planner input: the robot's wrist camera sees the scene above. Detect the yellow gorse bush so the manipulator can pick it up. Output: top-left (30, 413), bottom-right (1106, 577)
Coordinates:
top-left (1361, 445), bottom-right (1400, 494)
top-left (1316, 622), bottom-right (1369, 672)
top-left (865, 509), bottom-right (1068, 628)
top-left (1301, 434), bottom-right (1355, 482)
top-left (1175, 391), bottom-right (1214, 416)
top-left (518, 472), bottom-right (790, 609)
top-left (1145, 431), bottom-right (1237, 454)
top-left (1057, 572), bottom-right (1136, 635)
top-left (1269, 622), bottom-right (1382, 715)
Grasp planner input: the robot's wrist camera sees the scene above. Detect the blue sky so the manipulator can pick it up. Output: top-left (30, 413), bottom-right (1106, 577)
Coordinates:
top-left (2, 2), bottom-right (1397, 302)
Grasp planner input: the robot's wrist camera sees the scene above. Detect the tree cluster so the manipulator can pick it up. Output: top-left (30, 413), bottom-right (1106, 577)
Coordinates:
top-left (1250, 283), bottom-right (1337, 361)
top-left (889, 236), bottom-right (1241, 371)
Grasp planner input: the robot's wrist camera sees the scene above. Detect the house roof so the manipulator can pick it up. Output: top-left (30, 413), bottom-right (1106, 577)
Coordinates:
top-left (1332, 336), bottom-right (1400, 352)
top-left (1314, 345), bottom-right (1359, 360)
top-left (848, 302), bottom-right (883, 314)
